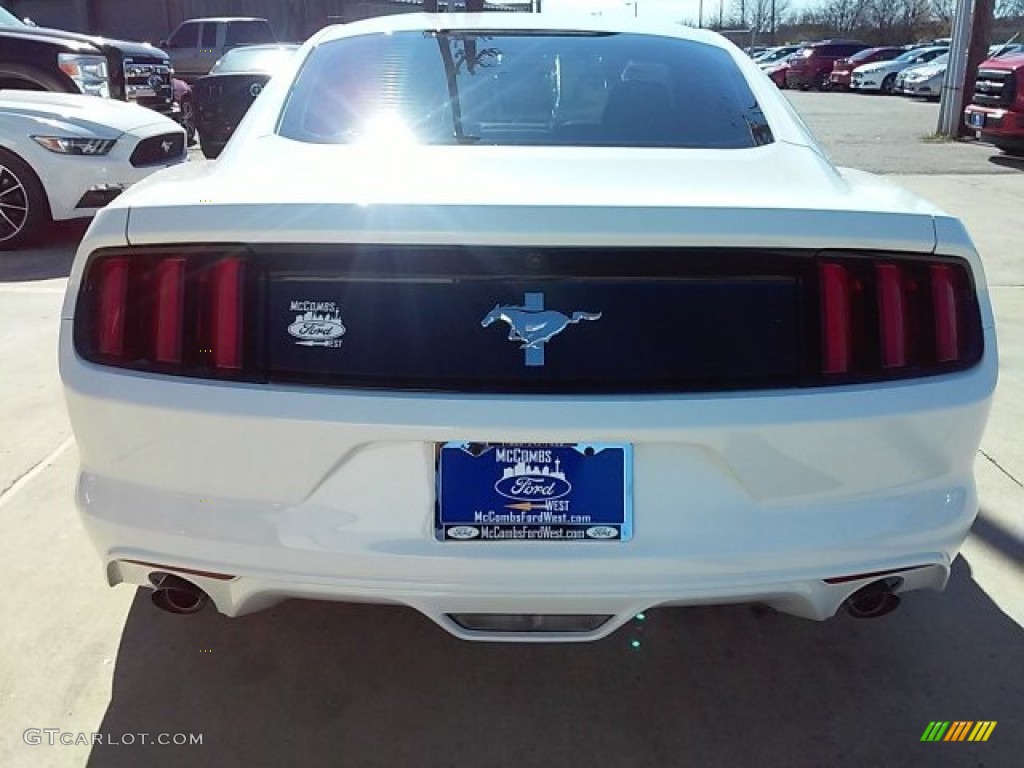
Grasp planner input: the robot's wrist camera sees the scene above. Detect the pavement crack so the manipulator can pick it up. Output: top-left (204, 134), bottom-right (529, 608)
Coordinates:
top-left (0, 437), bottom-right (74, 507)
top-left (980, 450), bottom-right (1024, 489)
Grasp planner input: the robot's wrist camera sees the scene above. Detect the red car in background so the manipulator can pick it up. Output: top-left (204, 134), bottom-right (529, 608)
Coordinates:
top-left (787, 39), bottom-right (869, 90)
top-left (829, 47), bottom-right (904, 89)
top-left (964, 52), bottom-right (1024, 156)
top-left (764, 55), bottom-right (795, 88)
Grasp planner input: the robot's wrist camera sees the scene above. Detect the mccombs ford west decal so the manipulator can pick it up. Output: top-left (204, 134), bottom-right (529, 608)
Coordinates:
top-left (436, 443), bottom-right (633, 542)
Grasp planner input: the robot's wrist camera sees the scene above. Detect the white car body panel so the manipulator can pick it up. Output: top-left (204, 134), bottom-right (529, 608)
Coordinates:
top-left (0, 91), bottom-right (185, 221)
top-left (59, 14), bottom-right (997, 641)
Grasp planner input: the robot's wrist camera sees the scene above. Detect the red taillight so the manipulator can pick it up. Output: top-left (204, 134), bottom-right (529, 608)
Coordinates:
top-left (876, 264), bottom-right (906, 368)
top-left (95, 258), bottom-right (128, 357)
top-left (153, 258), bottom-right (185, 364)
top-left (931, 265), bottom-right (960, 362)
top-left (820, 263), bottom-right (851, 374)
top-left (819, 256), bottom-right (978, 378)
top-left (209, 258), bottom-right (244, 370)
top-left (82, 252), bottom-right (253, 378)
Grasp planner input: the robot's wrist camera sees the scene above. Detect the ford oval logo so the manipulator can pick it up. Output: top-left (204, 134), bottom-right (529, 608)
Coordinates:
top-left (586, 526), bottom-right (619, 540)
top-left (147, 73), bottom-right (163, 90)
top-left (287, 319), bottom-right (345, 342)
top-left (447, 526), bottom-right (480, 540)
top-left (249, 82), bottom-right (263, 97)
top-left (494, 474), bottom-right (572, 501)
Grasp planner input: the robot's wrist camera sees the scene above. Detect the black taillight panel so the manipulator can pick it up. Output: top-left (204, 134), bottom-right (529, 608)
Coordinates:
top-left (73, 246), bottom-right (984, 393)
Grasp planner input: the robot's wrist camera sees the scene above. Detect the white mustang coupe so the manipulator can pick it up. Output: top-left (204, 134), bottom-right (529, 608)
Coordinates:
top-left (0, 91), bottom-right (186, 249)
top-left (60, 13), bottom-right (996, 641)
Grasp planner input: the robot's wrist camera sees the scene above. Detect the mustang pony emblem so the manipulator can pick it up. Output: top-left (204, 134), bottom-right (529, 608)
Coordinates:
top-left (481, 292), bottom-right (601, 367)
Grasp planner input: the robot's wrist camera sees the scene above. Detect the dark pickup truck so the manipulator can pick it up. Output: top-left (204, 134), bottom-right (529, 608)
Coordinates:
top-left (0, 6), bottom-right (176, 119)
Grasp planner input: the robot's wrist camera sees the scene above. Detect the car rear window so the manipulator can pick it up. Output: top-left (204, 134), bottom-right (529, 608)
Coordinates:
top-left (212, 46), bottom-right (297, 73)
top-left (278, 31), bottom-right (774, 148)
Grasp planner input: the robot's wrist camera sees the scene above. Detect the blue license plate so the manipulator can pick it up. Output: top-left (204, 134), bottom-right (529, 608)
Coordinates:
top-left (968, 112), bottom-right (985, 128)
top-left (436, 443), bottom-right (633, 542)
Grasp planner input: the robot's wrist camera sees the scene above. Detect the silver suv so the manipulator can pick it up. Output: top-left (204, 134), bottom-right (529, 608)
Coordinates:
top-left (160, 17), bottom-right (275, 81)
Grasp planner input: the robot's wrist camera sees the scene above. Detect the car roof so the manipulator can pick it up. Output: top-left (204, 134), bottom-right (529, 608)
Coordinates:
top-left (806, 38), bottom-right (866, 47)
top-left (224, 43), bottom-right (298, 52)
top-left (181, 17), bottom-right (268, 23)
top-left (310, 12), bottom-right (733, 50)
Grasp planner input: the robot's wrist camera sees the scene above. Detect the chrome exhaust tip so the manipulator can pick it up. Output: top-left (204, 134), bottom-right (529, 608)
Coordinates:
top-left (149, 572), bottom-right (209, 615)
top-left (844, 578), bottom-right (901, 619)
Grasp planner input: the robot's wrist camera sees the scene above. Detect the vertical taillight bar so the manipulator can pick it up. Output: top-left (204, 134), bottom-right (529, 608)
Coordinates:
top-left (820, 263), bottom-right (851, 374)
top-left (154, 258), bottom-right (185, 364)
top-left (96, 258), bottom-right (129, 357)
top-left (210, 258), bottom-right (244, 370)
top-left (931, 265), bottom-right (960, 362)
top-left (876, 264), bottom-right (906, 368)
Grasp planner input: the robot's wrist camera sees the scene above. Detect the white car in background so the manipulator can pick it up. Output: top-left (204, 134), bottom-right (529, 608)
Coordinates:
top-left (0, 91), bottom-right (186, 249)
top-left (850, 45), bottom-right (947, 94)
top-left (754, 45), bottom-right (801, 67)
top-left (895, 43), bottom-right (1024, 99)
top-left (60, 13), bottom-right (996, 642)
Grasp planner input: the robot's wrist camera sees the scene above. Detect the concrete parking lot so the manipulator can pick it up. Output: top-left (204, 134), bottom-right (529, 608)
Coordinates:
top-left (1, 91), bottom-right (1021, 768)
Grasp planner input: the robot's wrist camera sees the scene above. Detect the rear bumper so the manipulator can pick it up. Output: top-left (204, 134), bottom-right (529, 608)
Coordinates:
top-left (107, 556), bottom-right (951, 641)
top-left (897, 81), bottom-right (939, 97)
top-left (785, 71), bottom-right (815, 88)
top-left (850, 76), bottom-right (881, 91)
top-left (61, 320), bottom-right (996, 640)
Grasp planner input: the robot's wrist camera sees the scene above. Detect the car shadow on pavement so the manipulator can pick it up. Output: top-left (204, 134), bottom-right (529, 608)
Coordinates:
top-left (987, 154), bottom-right (1024, 172)
top-left (0, 222), bottom-right (85, 282)
top-left (85, 556), bottom-right (1021, 768)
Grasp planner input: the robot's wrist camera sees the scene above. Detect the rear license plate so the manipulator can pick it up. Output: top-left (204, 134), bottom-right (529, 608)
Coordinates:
top-left (436, 443), bottom-right (632, 542)
top-left (968, 112), bottom-right (986, 128)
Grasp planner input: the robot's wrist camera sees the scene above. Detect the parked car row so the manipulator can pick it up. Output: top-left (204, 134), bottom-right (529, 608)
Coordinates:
top-left (154, 16), bottom-right (307, 158)
top-left (754, 38), bottom-right (1024, 155)
top-left (849, 46), bottom-right (948, 93)
top-left (0, 6), bottom-right (177, 119)
top-left (1, 4), bottom-right (296, 154)
top-left (756, 39), bottom-right (1024, 99)
top-left (0, 11), bottom-right (296, 249)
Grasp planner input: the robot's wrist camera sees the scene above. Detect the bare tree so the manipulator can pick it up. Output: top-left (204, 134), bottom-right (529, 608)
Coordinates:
top-left (818, 0), bottom-right (872, 34)
top-left (739, 0), bottom-right (793, 33)
top-left (930, 0), bottom-right (957, 27)
top-left (864, 0), bottom-right (933, 43)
